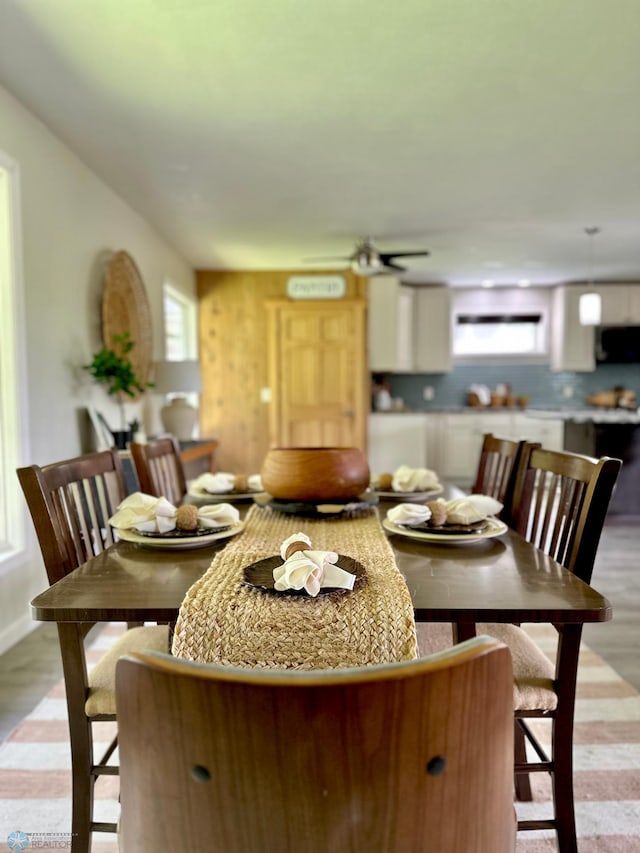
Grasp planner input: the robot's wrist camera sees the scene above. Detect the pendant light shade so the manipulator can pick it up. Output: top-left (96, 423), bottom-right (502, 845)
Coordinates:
top-left (579, 227), bottom-right (602, 326)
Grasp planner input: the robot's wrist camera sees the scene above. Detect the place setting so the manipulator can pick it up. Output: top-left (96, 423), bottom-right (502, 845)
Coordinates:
top-left (187, 471), bottom-right (264, 503)
top-left (382, 493), bottom-right (507, 544)
top-left (109, 491), bottom-right (244, 549)
top-left (243, 531), bottom-right (366, 598)
top-left (370, 464), bottom-right (443, 502)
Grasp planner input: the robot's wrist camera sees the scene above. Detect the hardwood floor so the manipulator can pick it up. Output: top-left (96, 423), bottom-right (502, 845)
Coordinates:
top-left (1, 517), bottom-right (638, 742)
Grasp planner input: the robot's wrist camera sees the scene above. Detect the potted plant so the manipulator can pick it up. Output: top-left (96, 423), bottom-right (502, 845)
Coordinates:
top-left (83, 332), bottom-right (153, 449)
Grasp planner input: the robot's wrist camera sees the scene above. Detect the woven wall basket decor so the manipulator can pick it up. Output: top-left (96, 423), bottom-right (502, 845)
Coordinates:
top-left (101, 250), bottom-right (153, 395)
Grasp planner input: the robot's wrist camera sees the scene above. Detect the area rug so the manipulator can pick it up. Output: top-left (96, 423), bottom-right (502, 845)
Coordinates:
top-left (0, 624), bottom-right (639, 851)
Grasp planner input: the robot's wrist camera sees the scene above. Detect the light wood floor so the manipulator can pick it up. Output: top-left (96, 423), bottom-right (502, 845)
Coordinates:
top-left (1, 518), bottom-right (638, 741)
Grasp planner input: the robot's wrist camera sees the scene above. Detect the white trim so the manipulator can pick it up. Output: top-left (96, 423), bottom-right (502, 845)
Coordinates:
top-left (0, 608), bottom-right (36, 656)
top-left (0, 149), bottom-right (30, 568)
top-left (163, 282), bottom-right (197, 359)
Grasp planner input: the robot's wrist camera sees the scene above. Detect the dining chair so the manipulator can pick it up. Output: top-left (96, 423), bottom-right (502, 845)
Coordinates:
top-left (471, 432), bottom-right (532, 523)
top-left (130, 434), bottom-right (187, 505)
top-left (482, 446), bottom-right (621, 851)
top-left (17, 450), bottom-right (170, 853)
top-left (116, 635), bottom-right (516, 853)
top-left (416, 444), bottom-right (621, 852)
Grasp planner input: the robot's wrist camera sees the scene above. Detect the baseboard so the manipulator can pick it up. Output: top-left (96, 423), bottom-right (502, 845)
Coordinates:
top-left (0, 611), bottom-right (37, 656)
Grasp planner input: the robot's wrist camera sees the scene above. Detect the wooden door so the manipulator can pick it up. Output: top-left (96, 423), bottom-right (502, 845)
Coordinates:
top-left (267, 300), bottom-right (367, 449)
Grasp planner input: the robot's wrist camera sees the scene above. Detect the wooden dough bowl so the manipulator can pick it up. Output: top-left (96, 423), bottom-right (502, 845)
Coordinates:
top-left (261, 447), bottom-right (370, 501)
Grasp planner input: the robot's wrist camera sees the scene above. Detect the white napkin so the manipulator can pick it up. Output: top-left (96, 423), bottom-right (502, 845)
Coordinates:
top-left (194, 503), bottom-right (240, 528)
top-left (386, 503), bottom-right (433, 527)
top-left (443, 494), bottom-right (502, 524)
top-left (391, 465), bottom-right (440, 492)
top-left (273, 533), bottom-right (356, 597)
top-left (192, 472), bottom-right (235, 493)
top-left (108, 492), bottom-right (239, 532)
top-left (108, 492), bottom-right (178, 533)
top-left (248, 474), bottom-right (263, 491)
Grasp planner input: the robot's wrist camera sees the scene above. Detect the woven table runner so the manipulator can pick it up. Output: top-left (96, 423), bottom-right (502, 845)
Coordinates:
top-left (171, 505), bottom-right (418, 669)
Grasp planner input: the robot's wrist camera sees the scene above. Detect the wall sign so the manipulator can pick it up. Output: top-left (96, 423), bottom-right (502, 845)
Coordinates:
top-left (287, 275), bottom-right (346, 299)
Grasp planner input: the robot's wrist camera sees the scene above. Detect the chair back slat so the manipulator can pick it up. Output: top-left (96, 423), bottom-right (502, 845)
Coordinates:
top-left (130, 435), bottom-right (187, 504)
top-left (472, 433), bottom-right (533, 523)
top-left (117, 637), bottom-right (516, 853)
top-left (17, 449), bottom-right (127, 585)
top-left (511, 446), bottom-right (621, 582)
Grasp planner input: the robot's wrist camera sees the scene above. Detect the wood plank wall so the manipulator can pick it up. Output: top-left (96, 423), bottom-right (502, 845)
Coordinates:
top-left (196, 270), bottom-right (367, 474)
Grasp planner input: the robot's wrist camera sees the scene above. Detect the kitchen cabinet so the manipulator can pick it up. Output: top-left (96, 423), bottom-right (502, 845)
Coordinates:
top-left (369, 411), bottom-right (564, 488)
top-left (368, 413), bottom-right (430, 473)
top-left (414, 286), bottom-right (452, 372)
top-left (431, 412), bottom-right (564, 488)
top-left (435, 413), bottom-right (513, 485)
top-left (368, 276), bottom-right (415, 372)
top-left (368, 278), bottom-right (452, 373)
top-left (596, 284), bottom-right (640, 325)
top-left (549, 285), bottom-right (596, 372)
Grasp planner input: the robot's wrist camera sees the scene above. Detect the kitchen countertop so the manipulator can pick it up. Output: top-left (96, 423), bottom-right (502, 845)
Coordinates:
top-left (370, 407), bottom-right (640, 423)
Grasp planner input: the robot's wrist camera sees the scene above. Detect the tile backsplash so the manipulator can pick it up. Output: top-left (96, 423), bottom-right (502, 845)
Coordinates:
top-left (383, 363), bottom-right (640, 410)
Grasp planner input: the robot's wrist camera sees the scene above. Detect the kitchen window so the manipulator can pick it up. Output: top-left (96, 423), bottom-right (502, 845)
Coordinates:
top-left (453, 313), bottom-right (547, 359)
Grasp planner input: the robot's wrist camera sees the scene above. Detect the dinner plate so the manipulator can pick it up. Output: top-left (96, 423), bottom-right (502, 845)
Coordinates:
top-left (382, 516), bottom-right (508, 544)
top-left (374, 484), bottom-right (444, 502)
top-left (187, 485), bottom-right (259, 503)
top-left (252, 489), bottom-right (378, 518)
top-left (116, 522), bottom-right (245, 550)
top-left (243, 554), bottom-right (366, 596)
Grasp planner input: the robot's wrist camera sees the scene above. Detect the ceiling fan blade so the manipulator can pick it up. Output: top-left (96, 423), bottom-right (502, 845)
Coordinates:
top-left (381, 260), bottom-right (406, 272)
top-left (379, 250), bottom-right (430, 262)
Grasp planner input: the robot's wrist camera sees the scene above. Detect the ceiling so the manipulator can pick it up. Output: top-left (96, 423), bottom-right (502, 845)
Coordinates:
top-left (1, 0), bottom-right (640, 286)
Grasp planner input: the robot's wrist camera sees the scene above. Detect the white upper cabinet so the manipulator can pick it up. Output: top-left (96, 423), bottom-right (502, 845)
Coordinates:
top-left (597, 284), bottom-right (640, 325)
top-left (414, 287), bottom-right (452, 373)
top-left (368, 278), bottom-right (452, 373)
top-left (549, 285), bottom-right (595, 372)
top-left (368, 276), bottom-right (415, 372)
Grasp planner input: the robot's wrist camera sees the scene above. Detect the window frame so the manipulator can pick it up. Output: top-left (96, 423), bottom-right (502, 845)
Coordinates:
top-left (0, 151), bottom-right (29, 566)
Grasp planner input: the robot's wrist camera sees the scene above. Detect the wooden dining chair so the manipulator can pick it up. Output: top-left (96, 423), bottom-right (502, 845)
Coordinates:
top-left (415, 443), bottom-right (621, 851)
top-left (17, 450), bottom-right (170, 853)
top-left (480, 446), bottom-right (622, 852)
top-left (471, 432), bottom-right (532, 523)
top-left (130, 434), bottom-right (187, 505)
top-left (116, 636), bottom-right (516, 853)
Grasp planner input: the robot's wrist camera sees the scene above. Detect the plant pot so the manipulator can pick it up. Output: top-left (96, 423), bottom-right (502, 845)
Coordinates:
top-left (112, 430), bottom-right (132, 450)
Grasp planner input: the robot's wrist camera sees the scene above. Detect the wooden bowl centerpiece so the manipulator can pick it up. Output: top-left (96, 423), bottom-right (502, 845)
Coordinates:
top-left (261, 447), bottom-right (370, 501)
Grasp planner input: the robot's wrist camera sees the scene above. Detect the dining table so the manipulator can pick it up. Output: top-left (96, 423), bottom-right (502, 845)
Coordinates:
top-left (30, 486), bottom-right (612, 659)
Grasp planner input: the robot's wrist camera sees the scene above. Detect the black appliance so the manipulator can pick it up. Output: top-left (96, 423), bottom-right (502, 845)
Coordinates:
top-left (596, 326), bottom-right (640, 363)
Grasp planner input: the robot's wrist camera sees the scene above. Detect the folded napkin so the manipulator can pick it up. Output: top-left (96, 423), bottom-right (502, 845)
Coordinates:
top-left (108, 491), bottom-right (239, 532)
top-left (386, 494), bottom-right (503, 527)
top-left (391, 465), bottom-right (440, 492)
top-left (387, 503), bottom-right (433, 526)
top-left (192, 472), bottom-right (263, 493)
top-left (273, 532), bottom-right (356, 597)
top-left (442, 494), bottom-right (502, 524)
top-left (191, 472), bottom-right (236, 493)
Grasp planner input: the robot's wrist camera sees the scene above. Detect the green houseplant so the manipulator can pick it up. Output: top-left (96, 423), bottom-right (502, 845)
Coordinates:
top-left (84, 332), bottom-right (153, 448)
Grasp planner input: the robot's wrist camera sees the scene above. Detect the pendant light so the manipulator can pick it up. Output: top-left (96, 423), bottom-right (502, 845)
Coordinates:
top-left (579, 227), bottom-right (602, 326)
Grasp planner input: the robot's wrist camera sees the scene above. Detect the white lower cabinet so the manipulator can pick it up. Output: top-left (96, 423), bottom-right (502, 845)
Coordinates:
top-left (369, 412), bottom-right (564, 487)
top-left (367, 413), bottom-right (430, 474)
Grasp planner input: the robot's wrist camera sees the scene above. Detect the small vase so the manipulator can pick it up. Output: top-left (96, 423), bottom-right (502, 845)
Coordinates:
top-left (112, 430), bottom-right (132, 450)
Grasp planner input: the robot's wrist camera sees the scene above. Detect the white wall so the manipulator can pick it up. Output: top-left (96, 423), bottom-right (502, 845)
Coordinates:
top-left (0, 83), bottom-right (195, 653)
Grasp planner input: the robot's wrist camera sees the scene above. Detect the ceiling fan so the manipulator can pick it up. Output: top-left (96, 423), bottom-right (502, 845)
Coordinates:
top-left (305, 237), bottom-right (430, 275)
